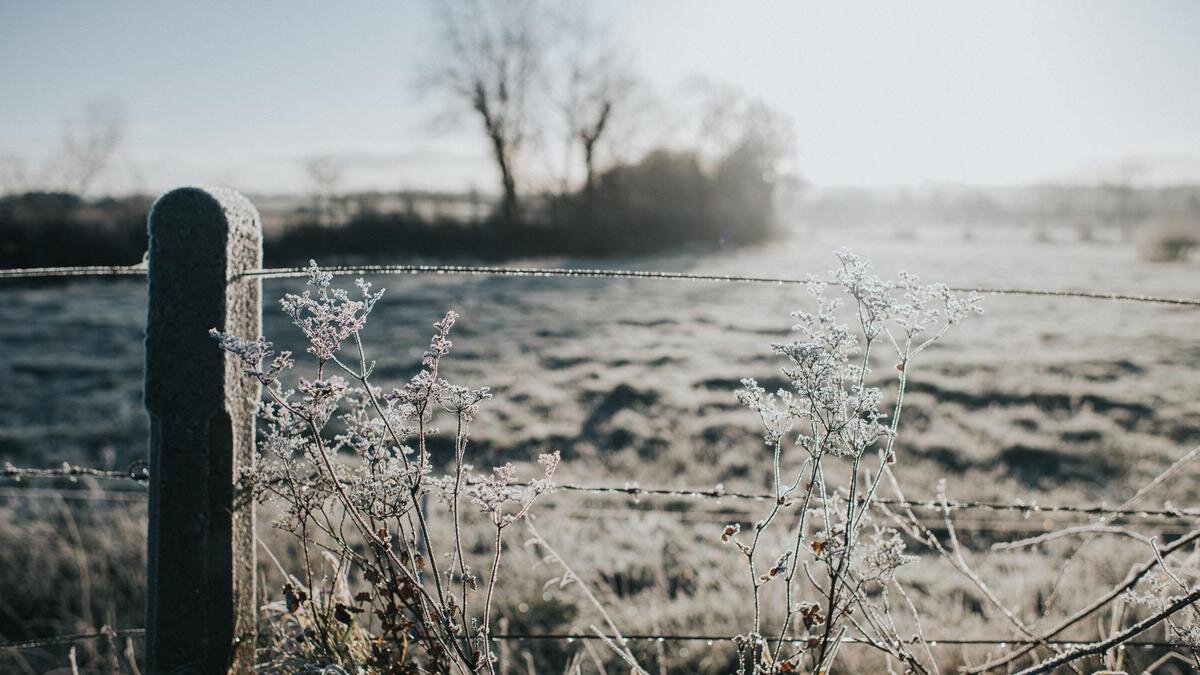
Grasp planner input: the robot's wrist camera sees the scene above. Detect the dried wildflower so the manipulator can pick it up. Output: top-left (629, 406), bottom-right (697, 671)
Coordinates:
top-left (893, 270), bottom-right (983, 352)
top-left (796, 601), bottom-right (824, 629)
top-left (468, 451), bottom-right (560, 527)
top-left (832, 248), bottom-right (895, 339)
top-left (209, 330), bottom-right (294, 384)
top-left (810, 537), bottom-right (828, 556)
top-left (436, 382), bottom-right (492, 420)
top-left (214, 263), bottom-right (557, 672)
top-left (424, 311), bottom-right (458, 367)
top-left (736, 379), bottom-right (794, 446)
top-left (1125, 569), bottom-right (1200, 651)
top-left (278, 261), bottom-right (384, 361)
top-left (729, 251), bottom-right (979, 673)
top-left (297, 376), bottom-right (349, 425)
top-left (282, 582), bottom-right (307, 614)
top-left (759, 551), bottom-right (791, 583)
top-left (856, 527), bottom-right (917, 580)
top-left (1169, 618), bottom-right (1200, 650)
top-left (333, 602), bottom-right (363, 625)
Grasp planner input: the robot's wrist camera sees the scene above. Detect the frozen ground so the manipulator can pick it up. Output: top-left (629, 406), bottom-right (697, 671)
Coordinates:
top-left (3, 225), bottom-right (1199, 672)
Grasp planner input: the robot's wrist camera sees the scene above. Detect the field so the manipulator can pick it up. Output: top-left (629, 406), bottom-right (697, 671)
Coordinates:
top-left (3, 224), bottom-right (1200, 673)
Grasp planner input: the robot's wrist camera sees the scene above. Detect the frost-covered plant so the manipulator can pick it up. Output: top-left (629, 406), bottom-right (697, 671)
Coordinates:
top-left (213, 261), bottom-right (558, 674)
top-left (1125, 553), bottom-right (1200, 667)
top-left (727, 249), bottom-right (981, 673)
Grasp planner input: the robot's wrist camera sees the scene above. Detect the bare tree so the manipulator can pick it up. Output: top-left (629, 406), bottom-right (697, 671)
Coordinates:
top-left (683, 77), bottom-right (796, 174)
top-left (59, 100), bottom-right (125, 196)
top-left (553, 3), bottom-right (636, 193)
top-left (425, 0), bottom-right (543, 223)
top-left (1, 100), bottom-right (126, 197)
top-left (305, 155), bottom-right (345, 226)
top-left (0, 154), bottom-right (34, 197)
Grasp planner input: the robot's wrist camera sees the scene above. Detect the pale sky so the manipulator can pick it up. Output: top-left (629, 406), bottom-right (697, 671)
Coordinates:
top-left (2, 0), bottom-right (1199, 195)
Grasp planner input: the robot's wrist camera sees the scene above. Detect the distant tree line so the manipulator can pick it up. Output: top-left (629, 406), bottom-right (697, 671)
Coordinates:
top-left (795, 184), bottom-right (1200, 233)
top-left (0, 1), bottom-right (803, 267)
top-left (0, 135), bottom-right (784, 268)
top-left (0, 192), bottom-right (148, 268)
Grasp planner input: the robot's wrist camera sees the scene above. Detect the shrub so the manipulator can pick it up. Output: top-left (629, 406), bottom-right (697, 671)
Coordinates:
top-left (213, 263), bottom-right (558, 672)
top-left (0, 192), bottom-right (148, 268)
top-left (213, 252), bottom-right (987, 673)
top-left (197, 250), bottom-right (1200, 673)
top-left (548, 145), bottom-right (781, 256)
top-left (725, 250), bottom-right (982, 672)
top-left (1139, 219), bottom-right (1200, 262)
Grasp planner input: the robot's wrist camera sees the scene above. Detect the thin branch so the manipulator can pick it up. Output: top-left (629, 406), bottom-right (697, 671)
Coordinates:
top-left (964, 528), bottom-right (1200, 673)
top-left (1014, 586), bottom-right (1200, 675)
top-left (991, 525), bottom-right (1155, 551)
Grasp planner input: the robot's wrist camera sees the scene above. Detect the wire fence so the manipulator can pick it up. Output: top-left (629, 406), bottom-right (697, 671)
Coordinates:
top-left (5, 453), bottom-right (1200, 503)
top-left (0, 264), bottom-right (147, 280)
top-left (2, 460), bottom-right (148, 482)
top-left (0, 628), bottom-right (1178, 654)
top-left (3, 463), bottom-right (1198, 522)
top-left (2, 456), bottom-right (1200, 540)
top-left (2, 261), bottom-right (1199, 668)
top-left (3, 262), bottom-right (1200, 308)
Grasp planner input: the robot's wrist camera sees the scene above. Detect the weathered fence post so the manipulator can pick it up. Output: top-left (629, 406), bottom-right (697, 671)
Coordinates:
top-left (145, 187), bottom-right (261, 674)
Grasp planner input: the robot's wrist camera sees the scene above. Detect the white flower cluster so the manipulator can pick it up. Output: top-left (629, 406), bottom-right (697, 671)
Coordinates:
top-left (727, 251), bottom-right (980, 673)
top-left (213, 263), bottom-right (553, 520)
top-left (279, 260), bottom-right (385, 362)
top-left (1125, 569), bottom-right (1200, 651)
top-left (468, 451), bottom-right (561, 527)
top-left (738, 249), bottom-right (982, 459)
top-left (212, 263), bottom-right (563, 670)
top-left (208, 330), bottom-right (294, 383)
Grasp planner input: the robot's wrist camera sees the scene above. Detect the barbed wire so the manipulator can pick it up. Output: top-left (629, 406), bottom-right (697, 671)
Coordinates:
top-left (237, 263), bottom-right (1200, 308)
top-left (538, 507), bottom-right (1200, 538)
top-left (3, 263), bottom-right (1199, 308)
top-left (1, 261), bottom-right (1195, 663)
top-left (545, 482), bottom-right (1200, 520)
top-left (2, 463), bottom-right (1196, 522)
top-left (482, 633), bottom-right (1177, 648)
top-left (1, 481), bottom-right (1193, 537)
top-left (0, 628), bottom-right (144, 653)
top-left (0, 265), bottom-right (146, 280)
top-left (1, 461), bottom-right (148, 483)
top-left (0, 627), bottom-right (1175, 653)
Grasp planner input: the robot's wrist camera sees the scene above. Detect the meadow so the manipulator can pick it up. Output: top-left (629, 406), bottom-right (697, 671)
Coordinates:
top-left (3, 224), bottom-right (1199, 673)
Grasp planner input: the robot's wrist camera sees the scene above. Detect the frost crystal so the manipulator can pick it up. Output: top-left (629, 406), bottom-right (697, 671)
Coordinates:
top-left (279, 260), bottom-right (385, 361)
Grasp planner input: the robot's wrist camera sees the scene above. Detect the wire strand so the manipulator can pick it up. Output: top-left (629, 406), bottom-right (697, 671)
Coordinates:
top-left (0, 628), bottom-right (1175, 652)
top-left (2, 461), bottom-right (148, 482)
top-left (3, 465), bottom-right (1196, 521)
top-left (480, 633), bottom-right (1176, 647)
top-left (237, 263), bottom-right (1200, 308)
top-left (0, 265), bottom-right (146, 280)
top-left (544, 482), bottom-right (1200, 520)
top-left (4, 263), bottom-right (1199, 308)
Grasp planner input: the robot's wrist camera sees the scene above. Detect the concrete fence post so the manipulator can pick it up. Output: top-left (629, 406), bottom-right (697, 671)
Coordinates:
top-left (145, 187), bottom-right (261, 673)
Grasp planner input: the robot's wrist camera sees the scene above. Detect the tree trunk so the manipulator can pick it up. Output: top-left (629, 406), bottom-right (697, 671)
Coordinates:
top-left (496, 146), bottom-right (519, 224)
top-left (475, 82), bottom-right (521, 224)
top-left (583, 141), bottom-right (596, 194)
top-left (579, 101), bottom-right (611, 195)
